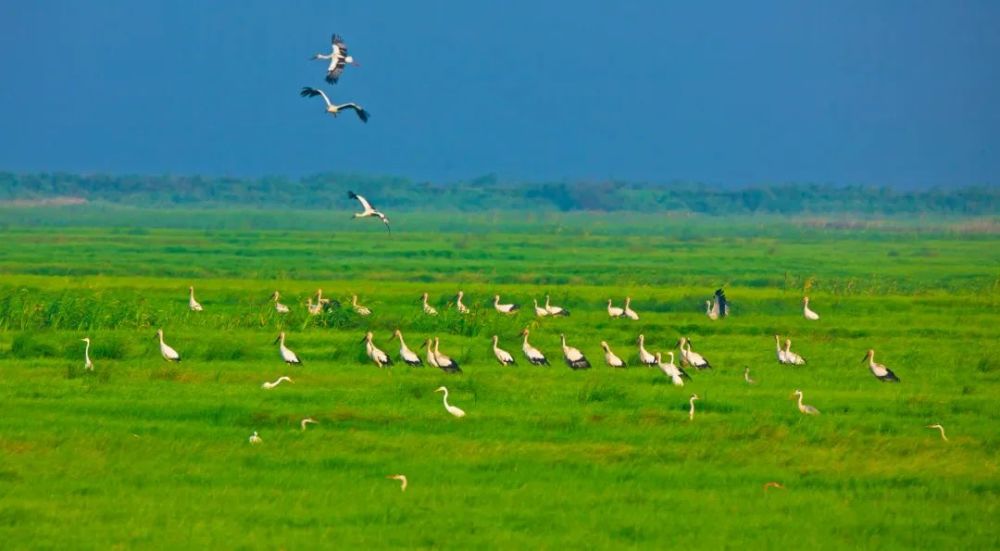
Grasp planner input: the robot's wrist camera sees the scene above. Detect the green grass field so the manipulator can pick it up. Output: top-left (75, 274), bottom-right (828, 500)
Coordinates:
top-left (0, 213), bottom-right (997, 549)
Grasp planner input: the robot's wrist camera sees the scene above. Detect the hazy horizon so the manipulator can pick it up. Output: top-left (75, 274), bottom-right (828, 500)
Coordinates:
top-left (1, 1), bottom-right (998, 188)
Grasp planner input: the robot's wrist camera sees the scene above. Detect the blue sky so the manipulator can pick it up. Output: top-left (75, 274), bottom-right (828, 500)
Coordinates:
top-left (0, 1), bottom-right (997, 187)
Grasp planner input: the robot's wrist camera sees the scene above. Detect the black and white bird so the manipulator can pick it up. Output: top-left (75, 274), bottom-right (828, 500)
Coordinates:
top-left (656, 352), bottom-right (685, 386)
top-left (636, 334), bottom-right (657, 367)
top-left (363, 331), bottom-right (391, 368)
top-left (520, 329), bottom-right (549, 365)
top-left (155, 329), bottom-right (181, 362)
top-left (392, 329), bottom-right (423, 366)
top-left (708, 289), bottom-right (729, 319)
top-left (312, 34), bottom-right (359, 84)
top-left (300, 87), bottom-right (369, 122)
top-left (492, 335), bottom-right (515, 366)
top-left (544, 295), bottom-right (569, 316)
top-left (346, 191), bottom-right (390, 231)
top-left (560, 334), bottom-right (591, 369)
top-left (803, 297), bottom-right (820, 320)
top-left (433, 337), bottom-right (461, 373)
top-left (274, 332), bottom-right (302, 365)
top-left (607, 299), bottom-right (625, 318)
top-left (623, 297), bottom-right (639, 320)
top-left (600, 341), bottom-right (626, 368)
top-left (863, 349), bottom-right (900, 382)
top-left (188, 286), bottom-right (203, 312)
top-left (271, 291), bottom-right (290, 314)
top-left (493, 294), bottom-right (519, 314)
top-left (678, 337), bottom-right (711, 369)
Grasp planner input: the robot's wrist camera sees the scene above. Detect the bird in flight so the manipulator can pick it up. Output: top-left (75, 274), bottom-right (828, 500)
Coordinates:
top-left (347, 191), bottom-right (390, 232)
top-left (312, 34), bottom-right (359, 84)
top-left (300, 87), bottom-right (370, 122)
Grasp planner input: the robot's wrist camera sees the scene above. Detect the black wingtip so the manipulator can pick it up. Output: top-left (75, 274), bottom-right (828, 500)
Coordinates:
top-left (347, 191), bottom-right (358, 199)
top-left (357, 109), bottom-right (370, 123)
top-left (300, 87), bottom-right (318, 98)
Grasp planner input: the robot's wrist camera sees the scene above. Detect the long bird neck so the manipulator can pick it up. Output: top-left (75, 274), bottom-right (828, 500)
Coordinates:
top-left (785, 341), bottom-right (792, 352)
top-left (797, 394), bottom-right (804, 407)
top-left (84, 341), bottom-right (91, 359)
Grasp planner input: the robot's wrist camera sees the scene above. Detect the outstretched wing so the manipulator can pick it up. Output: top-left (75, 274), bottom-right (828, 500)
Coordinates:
top-left (326, 60), bottom-right (346, 84)
top-left (339, 103), bottom-right (369, 122)
top-left (300, 87), bottom-right (332, 108)
top-left (715, 289), bottom-right (729, 316)
top-left (347, 191), bottom-right (374, 212)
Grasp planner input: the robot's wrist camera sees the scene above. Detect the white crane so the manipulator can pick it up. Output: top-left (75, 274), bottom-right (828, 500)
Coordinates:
top-left (351, 295), bottom-right (371, 316)
top-left (560, 334), bottom-right (591, 369)
top-left (346, 190), bottom-right (389, 232)
top-left (434, 386), bottom-right (466, 418)
top-left (455, 291), bottom-right (470, 314)
top-left (607, 299), bottom-right (625, 318)
top-left (363, 331), bottom-right (391, 368)
top-left (274, 332), bottom-right (302, 365)
top-left (80, 337), bottom-right (94, 371)
top-left (188, 286), bottom-right (203, 312)
top-left (249, 431), bottom-right (262, 444)
top-left (301, 87), bottom-right (370, 122)
top-left (533, 299), bottom-right (549, 317)
top-left (421, 292), bottom-right (438, 316)
top-left (689, 394), bottom-right (699, 421)
top-left (271, 291), bottom-right (290, 314)
top-left (656, 352), bottom-right (685, 386)
top-left (392, 329), bottom-right (423, 366)
top-left (774, 335), bottom-right (789, 364)
top-left (744, 366), bottom-right (755, 385)
top-left (601, 341), bottom-right (626, 368)
top-left (261, 376), bottom-right (293, 390)
top-left (636, 334), bottom-right (657, 366)
top-left (793, 389), bottom-right (820, 415)
top-left (783, 339), bottom-right (806, 365)
top-left (386, 474), bottom-right (408, 492)
top-left (422, 339), bottom-right (439, 368)
top-left (520, 329), bottom-right (549, 365)
top-left (862, 349), bottom-right (900, 382)
top-left (678, 337), bottom-right (711, 369)
top-left (803, 297), bottom-right (820, 320)
top-left (926, 424), bottom-right (948, 442)
top-left (623, 297), bottom-right (639, 320)
top-left (492, 335), bottom-right (515, 366)
top-left (493, 294), bottom-right (519, 314)
top-left (544, 295), bottom-right (569, 316)
top-left (300, 418), bottom-right (319, 430)
top-left (155, 329), bottom-right (181, 362)
top-left (433, 337), bottom-right (461, 373)
top-left (312, 33), bottom-right (358, 84)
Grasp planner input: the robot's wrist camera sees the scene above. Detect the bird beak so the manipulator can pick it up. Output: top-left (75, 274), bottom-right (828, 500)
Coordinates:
top-left (861, 354), bottom-right (868, 363)
top-left (273, 336), bottom-right (280, 344)
top-left (359, 336), bottom-right (368, 343)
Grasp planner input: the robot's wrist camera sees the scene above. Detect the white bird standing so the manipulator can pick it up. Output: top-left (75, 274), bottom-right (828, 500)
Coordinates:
top-left (774, 334), bottom-right (789, 364)
top-left (392, 329), bottom-right (423, 366)
top-left (434, 386), bottom-right (466, 418)
top-left (560, 334), bottom-right (591, 369)
top-left (306, 297), bottom-right (322, 316)
top-left (155, 329), bottom-right (181, 362)
top-left (249, 431), bottom-right (262, 444)
top-left (387, 474), bottom-right (408, 492)
top-left (803, 297), bottom-right (820, 320)
top-left (601, 341), bottom-right (626, 368)
top-left (744, 366), bottom-right (755, 385)
top-left (364, 331), bottom-right (392, 368)
top-left (351, 295), bottom-right (372, 316)
top-left (275, 332), bottom-right (302, 365)
top-left (678, 337), bottom-right (711, 369)
top-left (863, 349), bottom-right (900, 382)
top-left (422, 339), bottom-right (439, 368)
top-left (520, 329), bottom-right (549, 365)
top-left (188, 286), bottom-right (203, 312)
top-left (926, 424), bottom-right (948, 442)
top-left (455, 291), bottom-right (470, 314)
top-left (301, 87), bottom-right (370, 122)
top-left (607, 299), bottom-right (625, 318)
top-left (261, 376), bottom-right (293, 390)
top-left (705, 300), bottom-right (718, 320)
top-left (301, 418), bottom-right (319, 431)
top-left (81, 337), bottom-right (94, 371)
top-left (783, 339), bottom-right (806, 365)
top-left (533, 299), bottom-right (549, 317)
top-left (433, 337), bottom-right (461, 373)
top-left (623, 297), bottom-right (639, 320)
top-left (493, 294), bottom-right (519, 314)
top-left (689, 394), bottom-right (699, 421)
top-left (656, 352), bottom-right (684, 386)
top-left (636, 334), bottom-right (657, 367)
top-left (544, 295), bottom-right (569, 316)
top-left (312, 33), bottom-right (359, 84)
top-left (793, 389), bottom-right (820, 415)
top-left (492, 335), bottom-right (515, 366)
top-left (271, 291), bottom-right (290, 314)
top-left (421, 292), bottom-right (438, 316)
top-left (346, 190), bottom-right (389, 231)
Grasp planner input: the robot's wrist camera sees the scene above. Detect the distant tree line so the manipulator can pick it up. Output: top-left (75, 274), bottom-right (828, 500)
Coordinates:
top-left (0, 171), bottom-right (995, 215)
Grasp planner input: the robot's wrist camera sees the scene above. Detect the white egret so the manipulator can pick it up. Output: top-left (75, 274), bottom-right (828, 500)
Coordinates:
top-left (434, 386), bottom-right (466, 418)
top-left (520, 329), bottom-right (549, 365)
top-left (803, 297), bottom-right (820, 320)
top-left (421, 292), bottom-right (438, 316)
top-left (387, 474), bottom-right (408, 492)
top-left (274, 332), bottom-right (302, 365)
top-left (689, 394), bottom-right (699, 421)
top-left (188, 286), bottom-right (203, 312)
top-left (80, 337), bottom-right (94, 371)
top-left (351, 295), bottom-right (372, 316)
top-left (493, 294), bottom-right (519, 314)
top-left (607, 299), bottom-right (624, 318)
top-left (863, 349), bottom-right (900, 382)
top-left (492, 335), bottom-right (515, 366)
top-left (271, 291), bottom-right (290, 314)
top-left (392, 329), bottom-right (423, 366)
top-left (261, 376), bottom-right (293, 390)
top-left (544, 295), bottom-right (569, 316)
top-left (636, 334), bottom-right (657, 366)
top-left (300, 418), bottom-right (319, 431)
top-left (623, 297), bottom-right (639, 320)
top-left (601, 341), bottom-right (626, 368)
top-left (364, 331), bottom-right (391, 368)
top-left (155, 329), bottom-right (181, 362)
top-left (560, 334), bottom-right (591, 369)
top-left (926, 424), bottom-right (948, 442)
top-left (249, 431), bottom-right (262, 444)
top-left (793, 389), bottom-right (820, 415)
top-left (301, 88), bottom-right (370, 122)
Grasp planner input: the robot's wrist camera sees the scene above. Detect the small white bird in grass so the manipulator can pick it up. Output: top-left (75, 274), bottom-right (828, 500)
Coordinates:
top-left (803, 297), bottom-right (820, 320)
top-left (863, 349), bottom-right (900, 382)
top-left (421, 292), bottom-right (438, 316)
top-left (560, 334), bottom-right (591, 370)
top-left (363, 331), bottom-right (392, 368)
top-left (386, 474), bottom-right (408, 492)
top-left (80, 337), bottom-right (94, 371)
top-left (455, 291), bottom-right (470, 314)
top-left (188, 286), bottom-right (203, 312)
top-left (271, 291), bottom-right (290, 314)
top-left (607, 299), bottom-right (625, 318)
top-left (346, 190), bottom-right (389, 231)
top-left (274, 332), bottom-right (302, 365)
top-left (492, 335), bottom-right (516, 366)
top-left (392, 329), bottom-right (423, 366)
top-left (744, 366), bottom-right (755, 385)
top-left (689, 394), bottom-right (699, 421)
top-left (261, 376), bottom-right (293, 390)
top-left (601, 341), bottom-right (626, 368)
top-left (544, 295), bottom-right (569, 316)
top-left (301, 87), bottom-right (370, 122)
top-left (155, 329), bottom-right (181, 362)
top-left (532, 299), bottom-right (549, 317)
top-left (300, 418), bottom-right (319, 431)
top-left (926, 424), bottom-right (948, 442)
top-left (623, 297), bottom-right (639, 320)
top-left (636, 334), bottom-right (657, 367)
top-left (311, 33), bottom-right (359, 84)
top-left (520, 329), bottom-right (549, 366)
top-left (493, 294), bottom-right (519, 314)
top-left (793, 389), bottom-right (820, 415)
top-left (351, 295), bottom-right (372, 316)
top-left (656, 352), bottom-right (684, 386)
top-left (678, 337), bottom-right (711, 369)
top-left (249, 431), bottom-right (262, 444)
top-left (433, 337), bottom-right (461, 373)
top-left (434, 386), bottom-right (466, 418)
top-left (783, 339), bottom-right (806, 365)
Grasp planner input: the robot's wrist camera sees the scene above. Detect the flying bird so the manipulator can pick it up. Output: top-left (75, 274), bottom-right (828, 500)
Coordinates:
top-left (763, 482), bottom-right (786, 492)
top-left (312, 34), bottom-right (359, 84)
top-left (387, 474), bottom-right (408, 492)
top-left (347, 191), bottom-right (390, 231)
top-left (300, 87), bottom-right (370, 122)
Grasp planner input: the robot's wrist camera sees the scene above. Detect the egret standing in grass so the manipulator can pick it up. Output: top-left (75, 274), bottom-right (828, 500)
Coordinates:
top-left (275, 332), bottom-right (302, 365)
top-left (679, 337), bottom-right (711, 369)
top-left (422, 339), bottom-right (439, 368)
top-left (803, 297), bottom-right (820, 320)
top-left (301, 418), bottom-right (319, 431)
top-left (533, 299), bottom-right (549, 317)
top-left (926, 424), bottom-right (948, 441)
top-left (793, 389), bottom-right (820, 415)
top-left (271, 291), bottom-right (290, 314)
top-left (80, 337), bottom-right (94, 371)
top-left (607, 299), bottom-right (625, 318)
top-left (387, 474), bottom-right (408, 492)
top-left (249, 431), bottom-right (262, 444)
top-left (520, 329), bottom-right (549, 365)
top-left (544, 295), bottom-right (569, 316)
top-left (774, 335), bottom-right (788, 364)
top-left (188, 286), bottom-right (203, 312)
top-left (560, 334), bottom-right (591, 369)
top-left (744, 366), bottom-right (755, 385)
top-left (155, 329), bottom-right (181, 362)
top-left (601, 341), bottom-right (626, 368)
top-left (863, 349), bottom-right (900, 382)
top-left (689, 394), bottom-right (699, 420)
top-left (364, 331), bottom-right (391, 368)
top-left (306, 297), bottom-right (322, 316)
top-left (434, 386), bottom-right (466, 418)
top-left (261, 376), bottom-right (293, 390)
top-left (492, 335), bottom-right (515, 366)
top-left (392, 329), bottom-right (423, 366)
